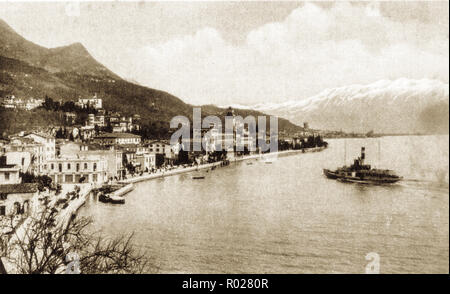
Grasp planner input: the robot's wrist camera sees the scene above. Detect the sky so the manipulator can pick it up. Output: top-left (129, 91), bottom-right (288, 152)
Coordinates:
top-left (0, 1), bottom-right (448, 106)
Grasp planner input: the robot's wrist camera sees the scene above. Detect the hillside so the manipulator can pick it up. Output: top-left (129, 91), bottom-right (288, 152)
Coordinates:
top-left (0, 19), bottom-right (303, 137)
top-left (252, 79), bottom-right (449, 134)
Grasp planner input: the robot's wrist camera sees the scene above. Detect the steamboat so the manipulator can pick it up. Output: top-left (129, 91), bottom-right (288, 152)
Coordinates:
top-left (323, 147), bottom-right (402, 184)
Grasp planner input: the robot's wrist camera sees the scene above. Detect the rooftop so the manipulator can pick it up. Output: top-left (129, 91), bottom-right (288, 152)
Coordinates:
top-left (0, 183), bottom-right (38, 194)
top-left (26, 132), bottom-right (54, 139)
top-left (95, 132), bottom-right (141, 139)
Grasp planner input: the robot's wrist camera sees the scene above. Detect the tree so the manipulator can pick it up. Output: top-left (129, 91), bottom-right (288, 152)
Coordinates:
top-left (55, 127), bottom-right (64, 139)
top-left (20, 172), bottom-right (52, 192)
top-left (1, 204), bottom-right (150, 274)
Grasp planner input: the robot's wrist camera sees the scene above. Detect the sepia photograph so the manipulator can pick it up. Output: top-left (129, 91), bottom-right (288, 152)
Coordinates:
top-left (0, 0), bottom-right (448, 280)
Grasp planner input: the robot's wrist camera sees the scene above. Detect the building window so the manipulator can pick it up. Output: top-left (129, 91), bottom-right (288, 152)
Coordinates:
top-left (59, 163), bottom-right (62, 172)
top-left (22, 158), bottom-right (25, 166)
top-left (84, 163), bottom-right (88, 170)
top-left (67, 163), bottom-right (71, 170)
top-left (51, 163), bottom-right (54, 170)
top-left (93, 163), bottom-right (97, 171)
top-left (0, 193), bottom-right (7, 200)
top-left (0, 206), bottom-right (5, 216)
top-left (5, 172), bottom-right (10, 181)
top-left (76, 163), bottom-right (80, 172)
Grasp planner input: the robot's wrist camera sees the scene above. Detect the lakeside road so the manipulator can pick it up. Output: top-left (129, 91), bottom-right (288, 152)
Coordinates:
top-left (119, 147), bottom-right (327, 184)
top-left (55, 184), bottom-right (93, 229)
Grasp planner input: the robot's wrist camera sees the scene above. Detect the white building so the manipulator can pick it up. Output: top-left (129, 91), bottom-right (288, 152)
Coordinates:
top-left (93, 133), bottom-right (141, 146)
top-left (146, 140), bottom-right (170, 154)
top-left (0, 183), bottom-right (38, 217)
top-left (0, 165), bottom-right (21, 185)
top-left (5, 137), bottom-right (45, 174)
top-left (25, 132), bottom-right (55, 161)
top-left (0, 96), bottom-right (43, 110)
top-left (76, 94), bottom-right (103, 109)
top-left (134, 153), bottom-right (156, 172)
top-left (88, 113), bottom-right (105, 127)
top-left (2, 152), bottom-right (32, 173)
top-left (43, 156), bottom-right (107, 185)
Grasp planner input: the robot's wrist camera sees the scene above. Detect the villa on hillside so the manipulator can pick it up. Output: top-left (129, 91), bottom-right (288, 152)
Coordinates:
top-left (76, 93), bottom-right (103, 110)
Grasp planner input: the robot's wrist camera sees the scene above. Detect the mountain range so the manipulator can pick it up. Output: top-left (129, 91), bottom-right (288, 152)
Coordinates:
top-left (0, 19), bottom-right (302, 137)
top-left (246, 79), bottom-right (449, 134)
top-left (2, 18), bottom-right (447, 137)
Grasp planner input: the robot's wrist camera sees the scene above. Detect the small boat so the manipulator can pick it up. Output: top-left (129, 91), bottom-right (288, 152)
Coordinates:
top-left (98, 183), bottom-right (133, 204)
top-left (246, 162), bottom-right (253, 165)
top-left (323, 147), bottom-right (402, 185)
top-left (98, 192), bottom-right (110, 203)
top-left (192, 175), bottom-right (205, 180)
top-left (98, 193), bottom-right (125, 204)
top-left (109, 195), bottom-right (125, 204)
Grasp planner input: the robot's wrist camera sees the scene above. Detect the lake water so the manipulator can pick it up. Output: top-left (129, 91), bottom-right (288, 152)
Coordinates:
top-left (80, 135), bottom-right (449, 273)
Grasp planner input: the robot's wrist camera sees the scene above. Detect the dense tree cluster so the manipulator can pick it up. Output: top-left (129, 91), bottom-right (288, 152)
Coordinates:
top-left (20, 172), bottom-right (53, 192)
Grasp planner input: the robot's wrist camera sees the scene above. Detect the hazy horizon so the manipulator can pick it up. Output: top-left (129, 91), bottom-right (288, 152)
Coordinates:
top-left (0, 1), bottom-right (448, 106)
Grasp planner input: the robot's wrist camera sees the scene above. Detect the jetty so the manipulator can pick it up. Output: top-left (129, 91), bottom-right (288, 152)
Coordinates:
top-left (98, 183), bottom-right (133, 204)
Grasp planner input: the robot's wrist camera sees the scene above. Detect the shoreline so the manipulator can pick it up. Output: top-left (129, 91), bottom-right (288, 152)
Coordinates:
top-left (118, 146), bottom-right (327, 184)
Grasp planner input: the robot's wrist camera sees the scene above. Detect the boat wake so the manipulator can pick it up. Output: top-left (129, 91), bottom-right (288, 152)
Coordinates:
top-left (398, 178), bottom-right (449, 192)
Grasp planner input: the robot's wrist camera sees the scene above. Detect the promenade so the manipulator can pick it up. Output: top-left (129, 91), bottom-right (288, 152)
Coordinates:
top-left (119, 147), bottom-right (326, 184)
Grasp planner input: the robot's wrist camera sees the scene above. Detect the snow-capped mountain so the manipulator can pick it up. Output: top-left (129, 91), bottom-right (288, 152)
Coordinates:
top-left (253, 79), bottom-right (449, 134)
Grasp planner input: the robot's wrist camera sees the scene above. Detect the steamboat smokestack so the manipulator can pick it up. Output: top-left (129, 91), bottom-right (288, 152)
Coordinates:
top-left (361, 147), bottom-right (365, 164)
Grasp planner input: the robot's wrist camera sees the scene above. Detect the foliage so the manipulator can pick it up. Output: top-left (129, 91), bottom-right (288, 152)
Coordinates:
top-left (0, 107), bottom-right (64, 137)
top-left (20, 172), bottom-right (52, 192)
top-left (1, 204), bottom-right (151, 274)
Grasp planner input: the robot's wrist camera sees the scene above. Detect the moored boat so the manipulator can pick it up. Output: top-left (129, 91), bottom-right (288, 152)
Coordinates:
top-left (108, 195), bottom-right (125, 204)
top-left (98, 192), bottom-right (125, 204)
top-left (98, 183), bottom-right (133, 204)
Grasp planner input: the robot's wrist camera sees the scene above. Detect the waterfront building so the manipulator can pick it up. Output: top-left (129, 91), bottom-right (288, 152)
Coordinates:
top-left (134, 153), bottom-right (156, 172)
top-left (79, 146), bottom-right (124, 181)
top-left (145, 140), bottom-right (169, 154)
top-left (43, 156), bottom-right (107, 185)
top-left (0, 183), bottom-right (38, 217)
top-left (58, 141), bottom-right (124, 180)
top-left (165, 142), bottom-right (180, 165)
top-left (92, 133), bottom-right (141, 146)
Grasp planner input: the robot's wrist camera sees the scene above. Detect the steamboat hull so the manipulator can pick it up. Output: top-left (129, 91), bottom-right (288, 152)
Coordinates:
top-left (323, 169), bottom-right (401, 185)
